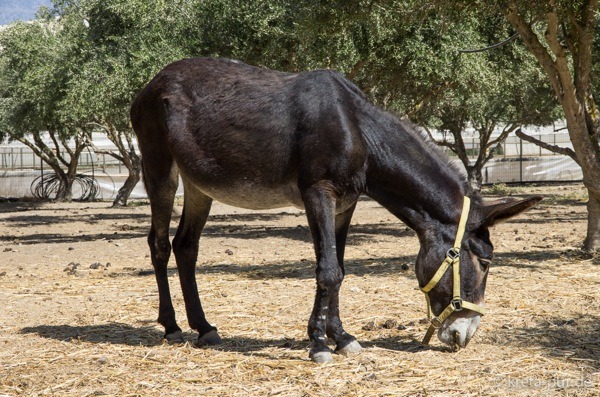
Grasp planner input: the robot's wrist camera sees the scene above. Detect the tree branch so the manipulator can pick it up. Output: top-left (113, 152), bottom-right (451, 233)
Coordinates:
top-left (503, 1), bottom-right (563, 99)
top-left (488, 123), bottom-right (517, 148)
top-left (46, 132), bottom-right (71, 168)
top-left (423, 126), bottom-right (457, 152)
top-left (30, 133), bottom-right (61, 168)
top-left (92, 146), bottom-right (125, 163)
top-left (346, 59), bottom-right (365, 81)
top-left (516, 128), bottom-right (579, 164)
top-left (483, 124), bottom-right (517, 164)
top-left (544, 2), bottom-right (578, 102)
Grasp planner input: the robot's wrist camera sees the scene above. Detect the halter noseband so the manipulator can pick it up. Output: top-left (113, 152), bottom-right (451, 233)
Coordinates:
top-left (420, 196), bottom-right (486, 345)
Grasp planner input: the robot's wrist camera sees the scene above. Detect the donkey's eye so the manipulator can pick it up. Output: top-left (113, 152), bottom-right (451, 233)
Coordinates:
top-left (479, 257), bottom-right (492, 271)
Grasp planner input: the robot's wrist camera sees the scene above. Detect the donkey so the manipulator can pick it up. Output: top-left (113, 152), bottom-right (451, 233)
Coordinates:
top-left (130, 58), bottom-right (541, 363)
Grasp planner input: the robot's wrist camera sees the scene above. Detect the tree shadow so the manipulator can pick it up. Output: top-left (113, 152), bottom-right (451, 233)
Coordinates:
top-left (0, 231), bottom-right (148, 245)
top-left (3, 211), bottom-right (150, 228)
top-left (0, 200), bottom-right (47, 213)
top-left (2, 207), bottom-right (415, 246)
top-left (507, 214), bottom-right (587, 224)
top-left (125, 244), bottom-right (584, 282)
top-left (493, 251), bottom-right (563, 269)
top-left (128, 255), bottom-right (418, 280)
top-left (200, 221), bottom-right (414, 244)
top-left (207, 212), bottom-right (297, 224)
top-left (129, 247), bottom-right (573, 280)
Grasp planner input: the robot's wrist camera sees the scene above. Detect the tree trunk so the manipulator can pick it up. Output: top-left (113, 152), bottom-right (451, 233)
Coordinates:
top-left (112, 163), bottom-right (140, 207)
top-left (466, 165), bottom-right (483, 192)
top-left (585, 188), bottom-right (600, 251)
top-left (563, 109), bottom-right (600, 252)
top-left (95, 126), bottom-right (141, 207)
top-left (53, 173), bottom-right (74, 202)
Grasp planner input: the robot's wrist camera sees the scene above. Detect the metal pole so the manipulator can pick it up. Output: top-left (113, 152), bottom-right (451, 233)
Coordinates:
top-left (40, 155), bottom-right (44, 195)
top-left (519, 136), bottom-right (523, 182)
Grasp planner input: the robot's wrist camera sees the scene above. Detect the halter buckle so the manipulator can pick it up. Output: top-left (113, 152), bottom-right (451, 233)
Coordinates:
top-left (451, 298), bottom-right (463, 311)
top-left (446, 247), bottom-right (460, 261)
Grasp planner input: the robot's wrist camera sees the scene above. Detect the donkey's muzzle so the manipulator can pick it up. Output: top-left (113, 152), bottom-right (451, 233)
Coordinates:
top-left (437, 311), bottom-right (481, 348)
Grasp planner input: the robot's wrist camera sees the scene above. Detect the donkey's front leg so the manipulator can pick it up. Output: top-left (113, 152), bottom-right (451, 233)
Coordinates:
top-left (327, 203), bottom-right (361, 355)
top-left (302, 183), bottom-right (345, 363)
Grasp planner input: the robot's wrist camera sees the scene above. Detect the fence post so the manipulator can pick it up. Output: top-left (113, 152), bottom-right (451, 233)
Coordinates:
top-left (519, 136), bottom-right (523, 183)
top-left (41, 155), bottom-right (44, 194)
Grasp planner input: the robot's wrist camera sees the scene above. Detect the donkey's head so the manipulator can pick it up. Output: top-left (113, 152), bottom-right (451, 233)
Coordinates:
top-left (416, 195), bottom-right (542, 349)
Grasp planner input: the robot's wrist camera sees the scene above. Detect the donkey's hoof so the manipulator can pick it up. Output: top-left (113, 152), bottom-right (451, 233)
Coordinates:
top-left (336, 340), bottom-right (362, 356)
top-left (164, 330), bottom-right (184, 344)
top-left (196, 330), bottom-right (223, 347)
top-left (309, 350), bottom-right (334, 364)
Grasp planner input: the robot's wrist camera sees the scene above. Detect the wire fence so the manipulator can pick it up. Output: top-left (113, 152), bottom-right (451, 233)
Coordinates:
top-left (0, 131), bottom-right (582, 200)
top-left (440, 131), bottom-right (582, 184)
top-left (0, 147), bottom-right (150, 201)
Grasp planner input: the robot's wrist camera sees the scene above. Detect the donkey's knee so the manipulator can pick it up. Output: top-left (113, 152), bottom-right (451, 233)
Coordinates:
top-left (172, 231), bottom-right (200, 268)
top-left (148, 233), bottom-right (171, 266)
top-left (316, 265), bottom-right (344, 291)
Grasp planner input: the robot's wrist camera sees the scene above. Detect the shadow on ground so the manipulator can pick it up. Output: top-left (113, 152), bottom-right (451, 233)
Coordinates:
top-left (1, 208), bottom-right (415, 246)
top-left (21, 323), bottom-right (165, 346)
top-left (122, 248), bottom-right (576, 280)
top-left (122, 255), bottom-right (418, 280)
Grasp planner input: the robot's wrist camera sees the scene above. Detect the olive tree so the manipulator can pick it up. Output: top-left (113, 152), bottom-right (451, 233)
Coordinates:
top-left (0, 17), bottom-right (92, 201)
top-left (53, 0), bottom-right (195, 206)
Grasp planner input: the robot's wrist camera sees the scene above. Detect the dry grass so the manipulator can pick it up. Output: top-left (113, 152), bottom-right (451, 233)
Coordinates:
top-left (0, 184), bottom-right (598, 396)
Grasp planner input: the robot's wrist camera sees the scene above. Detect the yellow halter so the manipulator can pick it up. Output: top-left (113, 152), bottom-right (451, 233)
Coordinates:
top-left (420, 196), bottom-right (486, 345)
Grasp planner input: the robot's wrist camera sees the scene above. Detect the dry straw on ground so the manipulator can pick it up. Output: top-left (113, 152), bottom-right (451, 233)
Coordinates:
top-left (0, 184), bottom-right (598, 396)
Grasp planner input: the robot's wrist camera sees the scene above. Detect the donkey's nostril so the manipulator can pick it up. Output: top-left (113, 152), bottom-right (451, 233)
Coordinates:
top-left (453, 331), bottom-right (461, 351)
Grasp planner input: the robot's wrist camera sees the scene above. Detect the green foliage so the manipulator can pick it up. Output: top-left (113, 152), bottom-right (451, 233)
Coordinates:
top-left (0, 0), bottom-right (566, 167)
top-left (0, 20), bottom-right (69, 139)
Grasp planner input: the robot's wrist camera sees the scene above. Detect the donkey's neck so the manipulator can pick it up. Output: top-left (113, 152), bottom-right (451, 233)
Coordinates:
top-left (362, 115), bottom-right (469, 236)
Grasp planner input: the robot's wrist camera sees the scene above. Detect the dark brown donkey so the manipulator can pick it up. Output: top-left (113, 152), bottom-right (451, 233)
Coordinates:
top-left (131, 57), bottom-right (541, 363)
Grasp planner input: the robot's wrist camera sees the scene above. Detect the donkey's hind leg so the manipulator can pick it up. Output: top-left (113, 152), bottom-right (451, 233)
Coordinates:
top-left (144, 160), bottom-right (183, 342)
top-left (172, 181), bottom-right (222, 346)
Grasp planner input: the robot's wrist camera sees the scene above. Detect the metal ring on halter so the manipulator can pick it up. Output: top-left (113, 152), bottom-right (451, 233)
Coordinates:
top-left (451, 298), bottom-right (463, 311)
top-left (446, 247), bottom-right (460, 260)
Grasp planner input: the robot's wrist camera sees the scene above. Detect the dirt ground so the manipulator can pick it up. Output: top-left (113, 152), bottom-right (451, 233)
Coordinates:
top-left (0, 183), bottom-right (598, 396)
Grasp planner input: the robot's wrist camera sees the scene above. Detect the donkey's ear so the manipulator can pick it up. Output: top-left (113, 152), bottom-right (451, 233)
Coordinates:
top-left (480, 195), bottom-right (543, 227)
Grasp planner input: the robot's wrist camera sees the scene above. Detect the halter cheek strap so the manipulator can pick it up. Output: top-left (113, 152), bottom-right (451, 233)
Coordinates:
top-left (420, 196), bottom-right (486, 345)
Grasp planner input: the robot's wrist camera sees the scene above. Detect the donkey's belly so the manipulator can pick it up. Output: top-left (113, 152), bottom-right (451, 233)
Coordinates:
top-left (196, 180), bottom-right (305, 210)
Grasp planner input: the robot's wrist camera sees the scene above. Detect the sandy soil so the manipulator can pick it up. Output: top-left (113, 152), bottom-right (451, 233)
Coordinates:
top-left (0, 184), bottom-right (598, 396)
